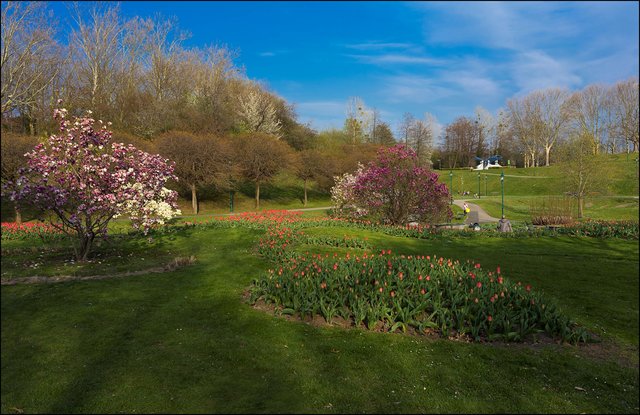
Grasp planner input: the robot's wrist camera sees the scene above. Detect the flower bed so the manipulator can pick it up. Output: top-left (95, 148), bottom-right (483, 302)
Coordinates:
top-left (159, 210), bottom-right (638, 241)
top-left (555, 220), bottom-right (638, 239)
top-left (1, 222), bottom-right (65, 241)
top-left (249, 250), bottom-right (590, 343)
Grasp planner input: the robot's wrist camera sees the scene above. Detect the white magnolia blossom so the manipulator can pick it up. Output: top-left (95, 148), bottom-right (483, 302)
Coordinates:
top-left (330, 163), bottom-right (367, 216)
top-left (114, 185), bottom-right (181, 229)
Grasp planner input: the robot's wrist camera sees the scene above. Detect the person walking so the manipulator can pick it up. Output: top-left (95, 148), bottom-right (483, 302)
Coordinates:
top-left (462, 202), bottom-right (470, 217)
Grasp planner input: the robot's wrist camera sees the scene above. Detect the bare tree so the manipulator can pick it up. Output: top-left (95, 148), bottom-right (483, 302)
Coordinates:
top-left (611, 78), bottom-right (639, 153)
top-left (558, 134), bottom-right (611, 218)
top-left (411, 118), bottom-right (433, 167)
top-left (536, 88), bottom-right (571, 166)
top-left (474, 106), bottom-right (495, 158)
top-left (345, 96), bottom-right (371, 144)
top-left (187, 45), bottom-right (241, 134)
top-left (143, 16), bottom-right (189, 103)
top-left (444, 117), bottom-right (476, 168)
top-left (397, 112), bottom-right (415, 146)
top-left (507, 95), bottom-right (544, 167)
top-left (565, 84), bottom-right (611, 155)
top-left (69, 2), bottom-right (124, 114)
top-left (1, 1), bottom-right (61, 133)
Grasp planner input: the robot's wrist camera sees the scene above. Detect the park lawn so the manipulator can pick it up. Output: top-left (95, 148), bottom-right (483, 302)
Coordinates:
top-left (1, 224), bottom-right (639, 413)
top-left (471, 196), bottom-right (640, 222)
top-left (436, 153), bottom-right (639, 198)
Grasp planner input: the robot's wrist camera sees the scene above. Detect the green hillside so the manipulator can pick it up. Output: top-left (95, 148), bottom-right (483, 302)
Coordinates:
top-left (435, 153), bottom-right (639, 198)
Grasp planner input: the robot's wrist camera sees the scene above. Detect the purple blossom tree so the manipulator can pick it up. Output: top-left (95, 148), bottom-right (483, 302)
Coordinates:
top-left (333, 144), bottom-right (452, 225)
top-left (5, 106), bottom-right (181, 261)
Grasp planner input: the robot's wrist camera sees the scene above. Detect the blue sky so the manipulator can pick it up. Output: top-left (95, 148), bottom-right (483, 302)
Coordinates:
top-left (51, 1), bottom-right (639, 135)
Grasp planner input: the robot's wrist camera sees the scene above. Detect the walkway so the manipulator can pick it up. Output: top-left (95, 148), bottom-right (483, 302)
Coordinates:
top-left (453, 199), bottom-right (499, 224)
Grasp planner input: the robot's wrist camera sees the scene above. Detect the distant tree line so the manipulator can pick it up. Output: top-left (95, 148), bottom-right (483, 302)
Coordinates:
top-left (434, 80), bottom-right (639, 169)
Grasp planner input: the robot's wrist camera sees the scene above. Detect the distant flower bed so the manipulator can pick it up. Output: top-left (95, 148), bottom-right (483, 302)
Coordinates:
top-left (250, 250), bottom-right (590, 344)
top-left (165, 210), bottom-right (638, 241)
top-left (1, 222), bottom-right (64, 241)
top-left (555, 220), bottom-right (638, 240)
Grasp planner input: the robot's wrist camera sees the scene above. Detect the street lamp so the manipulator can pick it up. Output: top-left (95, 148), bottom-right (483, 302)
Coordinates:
top-left (477, 172), bottom-right (481, 199)
top-left (228, 161), bottom-right (234, 213)
top-left (484, 174), bottom-right (488, 197)
top-left (500, 170), bottom-right (505, 218)
top-left (449, 170), bottom-right (453, 205)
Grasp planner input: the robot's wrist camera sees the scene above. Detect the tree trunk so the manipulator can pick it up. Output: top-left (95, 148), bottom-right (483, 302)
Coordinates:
top-left (14, 207), bottom-right (22, 226)
top-left (545, 146), bottom-right (551, 166)
top-left (577, 196), bottom-right (584, 219)
top-left (303, 179), bottom-right (308, 207)
top-left (77, 232), bottom-right (95, 262)
top-left (255, 181), bottom-right (260, 210)
top-left (191, 183), bottom-right (198, 215)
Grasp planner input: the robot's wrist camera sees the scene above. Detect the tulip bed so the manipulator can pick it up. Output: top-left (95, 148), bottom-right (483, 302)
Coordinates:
top-left (245, 212), bottom-right (591, 344)
top-left (1, 222), bottom-right (64, 241)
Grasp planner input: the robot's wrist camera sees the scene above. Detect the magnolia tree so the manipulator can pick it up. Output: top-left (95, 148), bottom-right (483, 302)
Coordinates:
top-left (331, 145), bottom-right (452, 225)
top-left (5, 106), bottom-right (181, 261)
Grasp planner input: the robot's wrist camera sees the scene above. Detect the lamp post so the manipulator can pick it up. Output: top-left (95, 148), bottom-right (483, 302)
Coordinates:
top-left (484, 174), bottom-right (487, 197)
top-left (500, 170), bottom-right (505, 218)
top-left (449, 170), bottom-right (453, 205)
top-left (477, 172), bottom-right (481, 199)
top-left (228, 161), bottom-right (234, 213)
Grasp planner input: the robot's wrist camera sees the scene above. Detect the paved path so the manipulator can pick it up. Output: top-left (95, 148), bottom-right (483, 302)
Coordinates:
top-left (453, 199), bottom-right (499, 224)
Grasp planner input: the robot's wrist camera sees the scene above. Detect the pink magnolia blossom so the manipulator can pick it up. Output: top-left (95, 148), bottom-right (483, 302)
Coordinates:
top-left (5, 107), bottom-right (180, 260)
top-left (331, 145), bottom-right (452, 224)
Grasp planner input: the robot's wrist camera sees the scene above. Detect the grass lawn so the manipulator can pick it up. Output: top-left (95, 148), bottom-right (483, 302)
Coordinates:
top-left (1, 217), bottom-right (639, 413)
top-left (471, 195), bottom-right (639, 222)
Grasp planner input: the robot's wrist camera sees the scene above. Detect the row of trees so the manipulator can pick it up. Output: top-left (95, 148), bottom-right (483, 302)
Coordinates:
top-left (2, 127), bottom-right (383, 219)
top-left (1, 1), bottom-right (315, 149)
top-left (437, 78), bottom-right (639, 169)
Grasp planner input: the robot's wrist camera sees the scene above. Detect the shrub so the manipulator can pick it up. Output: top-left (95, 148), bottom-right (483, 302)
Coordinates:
top-left (529, 196), bottom-right (574, 225)
top-left (331, 145), bottom-right (452, 225)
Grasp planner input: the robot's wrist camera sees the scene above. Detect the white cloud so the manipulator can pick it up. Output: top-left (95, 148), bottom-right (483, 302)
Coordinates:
top-left (346, 53), bottom-right (448, 66)
top-left (509, 50), bottom-right (582, 95)
top-left (344, 42), bottom-right (413, 50)
top-left (259, 51), bottom-right (276, 57)
top-left (382, 75), bottom-right (456, 104)
top-left (414, 2), bottom-right (581, 51)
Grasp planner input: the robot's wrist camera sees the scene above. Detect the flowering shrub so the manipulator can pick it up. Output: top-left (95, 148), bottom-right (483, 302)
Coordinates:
top-left (250, 250), bottom-right (590, 344)
top-left (330, 145), bottom-right (452, 225)
top-left (330, 164), bottom-right (367, 217)
top-left (1, 222), bottom-right (64, 241)
top-left (4, 106), bottom-right (180, 260)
